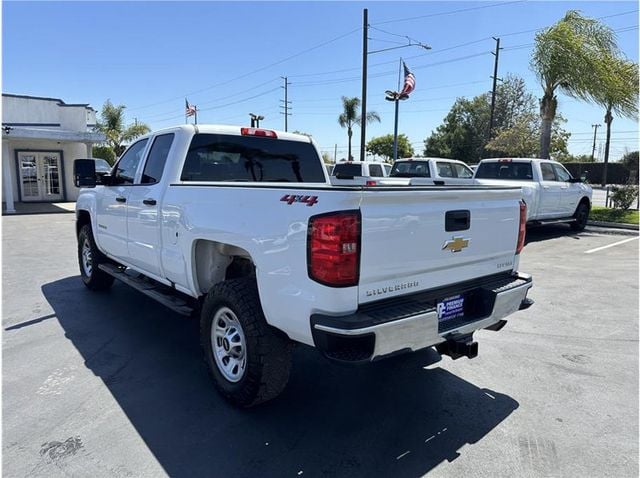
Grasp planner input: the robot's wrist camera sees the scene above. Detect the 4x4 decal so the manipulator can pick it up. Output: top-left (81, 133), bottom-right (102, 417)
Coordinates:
top-left (280, 194), bottom-right (318, 207)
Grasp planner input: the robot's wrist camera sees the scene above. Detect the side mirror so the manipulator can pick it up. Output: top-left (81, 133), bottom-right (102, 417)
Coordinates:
top-left (580, 173), bottom-right (588, 182)
top-left (73, 159), bottom-right (97, 188)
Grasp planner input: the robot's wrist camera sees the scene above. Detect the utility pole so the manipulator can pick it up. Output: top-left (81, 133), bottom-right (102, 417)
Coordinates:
top-left (591, 124), bottom-right (601, 161)
top-left (360, 8), bottom-right (368, 162)
top-left (280, 76), bottom-right (292, 132)
top-left (488, 37), bottom-right (502, 141)
top-left (334, 144), bottom-right (337, 163)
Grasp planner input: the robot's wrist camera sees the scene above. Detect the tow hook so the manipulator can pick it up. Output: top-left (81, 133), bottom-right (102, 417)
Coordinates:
top-left (436, 335), bottom-right (478, 360)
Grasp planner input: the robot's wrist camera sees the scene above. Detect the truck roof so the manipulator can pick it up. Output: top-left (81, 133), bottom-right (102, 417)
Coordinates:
top-left (480, 158), bottom-right (551, 163)
top-left (396, 157), bottom-right (467, 164)
top-left (140, 124), bottom-right (314, 143)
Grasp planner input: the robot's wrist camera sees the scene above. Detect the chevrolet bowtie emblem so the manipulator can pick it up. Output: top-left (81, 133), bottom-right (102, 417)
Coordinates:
top-left (442, 237), bottom-right (470, 253)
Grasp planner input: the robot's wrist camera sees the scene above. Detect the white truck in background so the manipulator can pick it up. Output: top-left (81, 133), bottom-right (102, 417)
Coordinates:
top-left (474, 158), bottom-right (592, 230)
top-left (74, 125), bottom-right (534, 407)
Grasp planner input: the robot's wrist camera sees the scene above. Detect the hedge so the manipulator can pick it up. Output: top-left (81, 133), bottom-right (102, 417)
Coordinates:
top-left (563, 162), bottom-right (631, 185)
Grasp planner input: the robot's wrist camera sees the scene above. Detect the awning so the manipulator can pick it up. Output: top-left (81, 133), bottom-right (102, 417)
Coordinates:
top-left (2, 126), bottom-right (105, 143)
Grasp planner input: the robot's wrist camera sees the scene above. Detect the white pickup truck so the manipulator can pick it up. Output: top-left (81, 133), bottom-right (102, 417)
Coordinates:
top-left (388, 157), bottom-right (475, 185)
top-left (474, 158), bottom-right (592, 230)
top-left (74, 125), bottom-right (533, 407)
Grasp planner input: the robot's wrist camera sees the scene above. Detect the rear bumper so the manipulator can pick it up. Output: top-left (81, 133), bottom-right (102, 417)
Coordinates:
top-left (311, 272), bottom-right (533, 363)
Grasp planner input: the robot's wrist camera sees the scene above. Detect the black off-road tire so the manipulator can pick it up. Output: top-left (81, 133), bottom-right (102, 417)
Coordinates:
top-left (77, 224), bottom-right (115, 291)
top-left (200, 277), bottom-right (292, 408)
top-left (571, 202), bottom-right (590, 231)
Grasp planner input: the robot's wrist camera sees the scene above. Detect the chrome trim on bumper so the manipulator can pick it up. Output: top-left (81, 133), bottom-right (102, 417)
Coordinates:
top-left (314, 275), bottom-right (533, 360)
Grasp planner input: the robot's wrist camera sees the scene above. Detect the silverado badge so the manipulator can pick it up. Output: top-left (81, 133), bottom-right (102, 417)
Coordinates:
top-left (442, 236), bottom-right (470, 253)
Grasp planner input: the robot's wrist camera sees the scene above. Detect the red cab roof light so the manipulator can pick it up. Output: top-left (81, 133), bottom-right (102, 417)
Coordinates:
top-left (240, 127), bottom-right (278, 138)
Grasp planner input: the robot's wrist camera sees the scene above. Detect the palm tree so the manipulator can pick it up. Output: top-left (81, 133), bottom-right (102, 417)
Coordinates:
top-left (96, 100), bottom-right (150, 157)
top-left (531, 10), bottom-right (618, 158)
top-left (338, 96), bottom-right (380, 161)
top-left (588, 56), bottom-right (639, 185)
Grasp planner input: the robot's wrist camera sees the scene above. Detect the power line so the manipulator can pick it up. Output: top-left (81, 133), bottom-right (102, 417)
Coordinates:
top-left (127, 27), bottom-right (361, 112)
top-left (145, 87), bottom-right (280, 123)
top-left (373, 0), bottom-right (525, 26)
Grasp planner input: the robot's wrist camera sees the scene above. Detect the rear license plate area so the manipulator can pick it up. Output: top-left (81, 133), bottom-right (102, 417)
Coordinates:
top-left (437, 290), bottom-right (488, 332)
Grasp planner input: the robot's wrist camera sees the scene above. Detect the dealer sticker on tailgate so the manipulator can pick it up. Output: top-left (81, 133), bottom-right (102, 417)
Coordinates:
top-left (437, 294), bottom-right (465, 321)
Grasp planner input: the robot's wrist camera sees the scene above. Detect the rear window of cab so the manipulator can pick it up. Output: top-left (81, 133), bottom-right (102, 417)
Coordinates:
top-left (180, 134), bottom-right (326, 183)
top-left (475, 161), bottom-right (533, 180)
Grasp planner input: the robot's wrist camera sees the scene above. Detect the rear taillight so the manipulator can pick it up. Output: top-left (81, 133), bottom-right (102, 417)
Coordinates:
top-left (308, 211), bottom-right (361, 287)
top-left (240, 127), bottom-right (277, 138)
top-left (365, 180), bottom-right (377, 186)
top-left (516, 201), bottom-right (526, 254)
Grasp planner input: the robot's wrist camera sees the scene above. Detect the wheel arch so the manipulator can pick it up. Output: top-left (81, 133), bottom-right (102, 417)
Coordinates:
top-left (192, 239), bottom-right (256, 297)
top-left (76, 209), bottom-right (91, 236)
top-left (575, 196), bottom-right (591, 215)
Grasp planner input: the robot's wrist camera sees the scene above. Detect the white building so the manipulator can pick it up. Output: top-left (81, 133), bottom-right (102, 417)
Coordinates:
top-left (2, 93), bottom-right (105, 212)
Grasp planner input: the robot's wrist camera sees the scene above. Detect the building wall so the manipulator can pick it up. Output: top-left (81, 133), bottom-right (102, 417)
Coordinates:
top-left (3, 95), bottom-right (96, 131)
top-left (2, 94), bottom-right (100, 205)
top-left (2, 138), bottom-right (89, 202)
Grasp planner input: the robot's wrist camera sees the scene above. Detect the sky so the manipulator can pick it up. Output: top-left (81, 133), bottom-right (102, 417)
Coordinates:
top-left (3, 0), bottom-right (639, 162)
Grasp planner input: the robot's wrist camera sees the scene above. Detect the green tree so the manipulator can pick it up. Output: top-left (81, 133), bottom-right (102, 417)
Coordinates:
top-left (338, 96), bottom-right (380, 161)
top-left (621, 151), bottom-right (639, 170)
top-left (96, 100), bottom-right (150, 157)
top-left (424, 95), bottom-right (489, 162)
top-left (553, 153), bottom-right (596, 164)
top-left (321, 152), bottom-right (334, 164)
top-left (486, 112), bottom-right (570, 158)
top-left (530, 10), bottom-right (618, 159)
top-left (366, 134), bottom-right (414, 161)
top-left (92, 145), bottom-right (116, 165)
top-left (424, 75), bottom-right (541, 162)
top-left (588, 56), bottom-right (639, 185)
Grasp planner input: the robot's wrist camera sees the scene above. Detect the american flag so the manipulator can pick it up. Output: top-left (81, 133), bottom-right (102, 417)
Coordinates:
top-left (185, 98), bottom-right (197, 117)
top-left (399, 62), bottom-right (416, 98)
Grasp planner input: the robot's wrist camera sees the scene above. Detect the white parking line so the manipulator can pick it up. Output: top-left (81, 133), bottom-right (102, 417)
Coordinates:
top-left (584, 236), bottom-right (639, 254)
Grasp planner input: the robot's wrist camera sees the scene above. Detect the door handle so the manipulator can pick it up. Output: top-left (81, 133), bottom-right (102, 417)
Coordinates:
top-left (115, 196), bottom-right (126, 203)
top-left (143, 198), bottom-right (157, 206)
top-left (542, 186), bottom-right (550, 189)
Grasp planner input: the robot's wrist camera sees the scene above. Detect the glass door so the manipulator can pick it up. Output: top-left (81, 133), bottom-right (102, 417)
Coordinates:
top-left (17, 152), bottom-right (63, 202)
top-left (18, 152), bottom-right (42, 201)
top-left (40, 153), bottom-right (63, 200)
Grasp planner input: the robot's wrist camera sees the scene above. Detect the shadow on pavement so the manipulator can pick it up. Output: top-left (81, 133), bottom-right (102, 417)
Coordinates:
top-left (41, 276), bottom-right (519, 478)
top-left (525, 224), bottom-right (583, 245)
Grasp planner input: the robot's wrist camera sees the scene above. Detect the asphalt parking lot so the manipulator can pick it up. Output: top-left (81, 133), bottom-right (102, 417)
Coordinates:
top-left (2, 214), bottom-right (638, 478)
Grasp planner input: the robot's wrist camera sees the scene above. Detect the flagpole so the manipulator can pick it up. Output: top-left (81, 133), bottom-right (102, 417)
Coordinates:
top-left (195, 107), bottom-right (198, 125)
top-left (393, 58), bottom-right (402, 163)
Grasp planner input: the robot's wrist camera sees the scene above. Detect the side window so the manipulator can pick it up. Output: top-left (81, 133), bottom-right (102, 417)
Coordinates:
top-left (540, 162), bottom-right (557, 181)
top-left (141, 134), bottom-right (174, 184)
top-left (552, 163), bottom-right (572, 182)
top-left (453, 163), bottom-right (473, 178)
top-left (369, 164), bottom-right (383, 177)
top-left (114, 139), bottom-right (148, 185)
top-left (383, 164), bottom-right (391, 176)
top-left (437, 162), bottom-right (455, 178)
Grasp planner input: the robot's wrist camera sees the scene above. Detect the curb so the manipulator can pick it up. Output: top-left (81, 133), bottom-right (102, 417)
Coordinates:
top-left (587, 220), bottom-right (639, 231)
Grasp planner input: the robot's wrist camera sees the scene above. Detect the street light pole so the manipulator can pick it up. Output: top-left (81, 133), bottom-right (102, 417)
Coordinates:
top-left (360, 8), bottom-right (368, 162)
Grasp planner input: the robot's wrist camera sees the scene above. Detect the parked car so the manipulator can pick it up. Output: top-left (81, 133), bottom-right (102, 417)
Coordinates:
top-left (474, 158), bottom-right (592, 230)
top-left (330, 160), bottom-right (391, 185)
top-left (388, 157), bottom-right (475, 185)
top-left (74, 125), bottom-right (533, 407)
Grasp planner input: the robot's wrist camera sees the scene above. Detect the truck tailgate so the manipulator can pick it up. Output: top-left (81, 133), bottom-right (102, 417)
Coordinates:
top-left (358, 186), bottom-right (522, 304)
